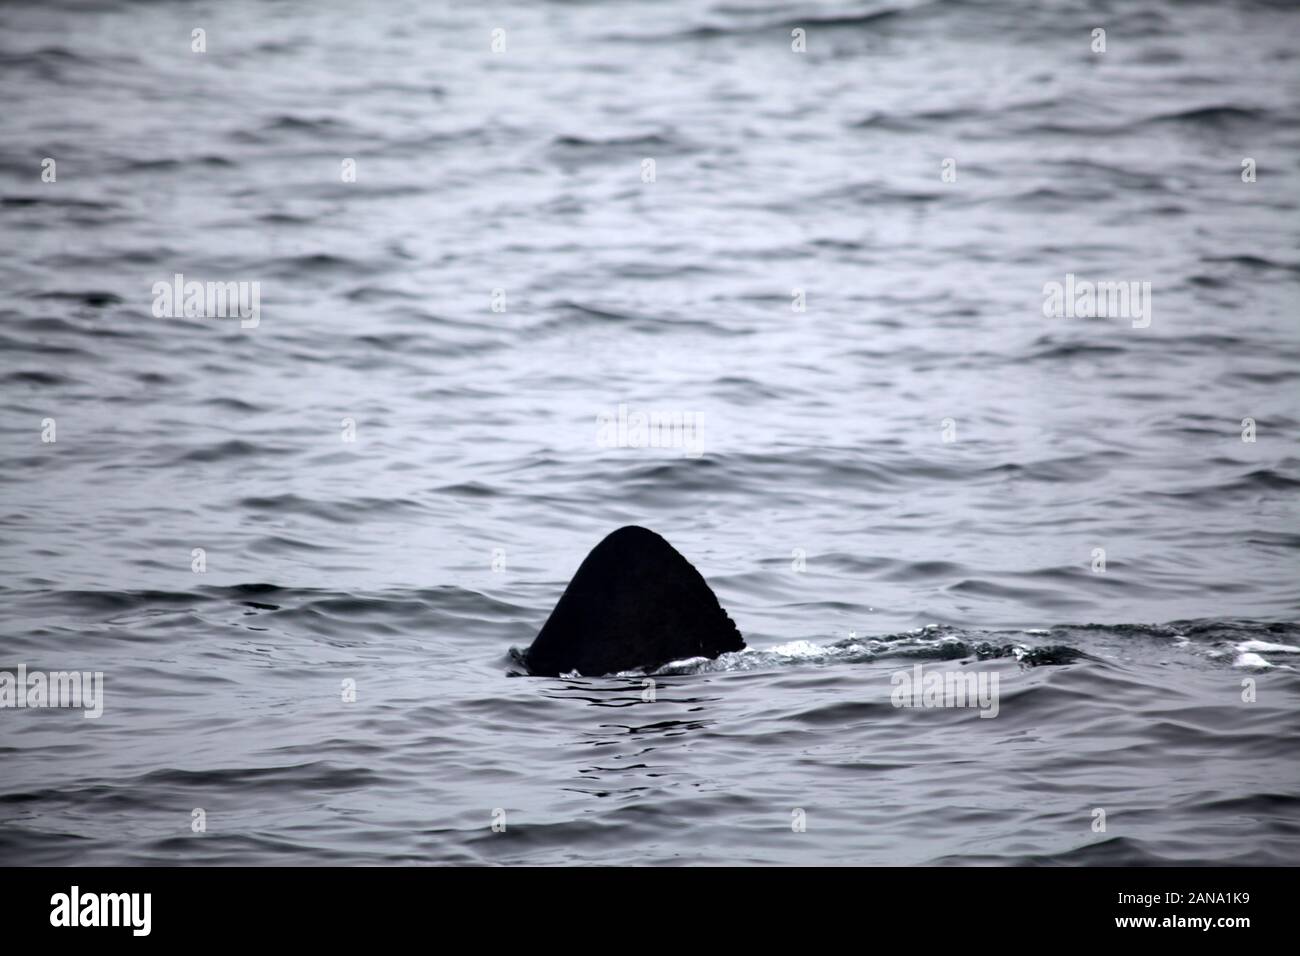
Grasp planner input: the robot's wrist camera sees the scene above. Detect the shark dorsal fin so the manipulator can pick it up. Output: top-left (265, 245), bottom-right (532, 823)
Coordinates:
top-left (524, 526), bottom-right (744, 676)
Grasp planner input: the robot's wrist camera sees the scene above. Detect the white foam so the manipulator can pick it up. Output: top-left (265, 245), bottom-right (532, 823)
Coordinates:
top-left (650, 656), bottom-right (711, 675)
top-left (1233, 652), bottom-right (1274, 669)
top-left (766, 639), bottom-right (826, 658)
top-left (1236, 640), bottom-right (1300, 654)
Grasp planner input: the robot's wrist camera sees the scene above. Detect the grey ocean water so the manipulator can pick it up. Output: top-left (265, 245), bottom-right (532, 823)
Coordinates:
top-left (1, 0), bottom-right (1299, 865)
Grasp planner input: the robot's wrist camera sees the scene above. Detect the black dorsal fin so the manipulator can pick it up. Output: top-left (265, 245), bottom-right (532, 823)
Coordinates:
top-left (524, 526), bottom-right (744, 676)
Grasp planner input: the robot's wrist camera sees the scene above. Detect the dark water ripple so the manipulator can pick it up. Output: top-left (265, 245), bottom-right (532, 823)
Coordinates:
top-left (1, 0), bottom-right (1298, 864)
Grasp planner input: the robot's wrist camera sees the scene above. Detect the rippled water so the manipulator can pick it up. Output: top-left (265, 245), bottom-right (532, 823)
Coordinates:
top-left (1, 0), bottom-right (1298, 865)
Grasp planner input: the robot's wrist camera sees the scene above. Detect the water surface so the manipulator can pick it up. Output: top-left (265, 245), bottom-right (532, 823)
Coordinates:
top-left (1, 0), bottom-right (1298, 865)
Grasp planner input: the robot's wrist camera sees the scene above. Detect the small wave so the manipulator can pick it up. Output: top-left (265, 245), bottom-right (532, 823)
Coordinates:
top-left (32, 290), bottom-right (123, 308)
top-left (120, 155), bottom-right (236, 172)
top-left (1150, 105), bottom-right (1268, 126)
top-left (651, 5), bottom-right (907, 41)
top-left (546, 132), bottom-right (694, 167)
top-left (238, 493), bottom-right (429, 524)
top-left (171, 438), bottom-right (296, 464)
top-left (2, 369), bottom-right (76, 387)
